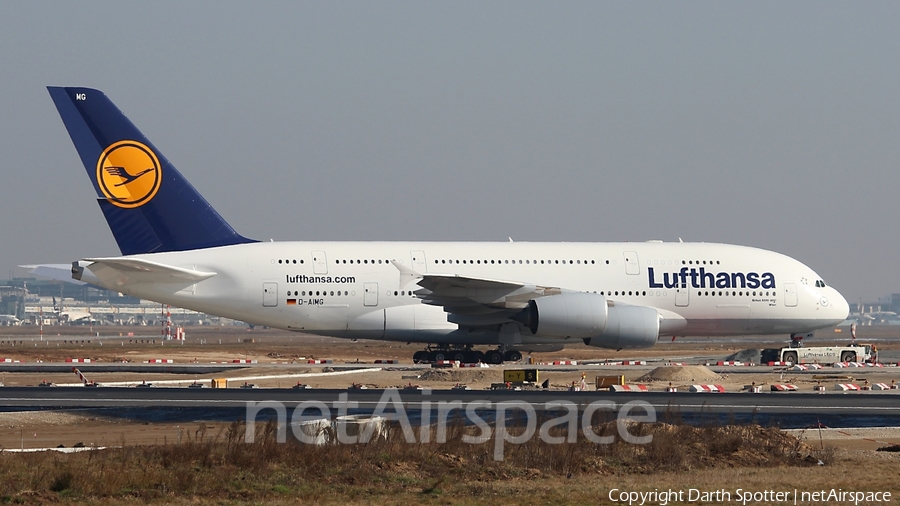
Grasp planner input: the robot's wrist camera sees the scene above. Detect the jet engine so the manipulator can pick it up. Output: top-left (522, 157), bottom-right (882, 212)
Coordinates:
top-left (511, 292), bottom-right (608, 338)
top-left (511, 292), bottom-right (659, 349)
top-left (582, 304), bottom-right (659, 349)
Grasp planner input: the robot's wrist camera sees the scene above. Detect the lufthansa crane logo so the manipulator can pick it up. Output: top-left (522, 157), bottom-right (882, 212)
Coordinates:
top-left (96, 140), bottom-right (162, 208)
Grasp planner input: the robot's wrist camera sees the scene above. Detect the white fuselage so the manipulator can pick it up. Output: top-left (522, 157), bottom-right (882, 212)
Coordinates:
top-left (80, 240), bottom-right (849, 348)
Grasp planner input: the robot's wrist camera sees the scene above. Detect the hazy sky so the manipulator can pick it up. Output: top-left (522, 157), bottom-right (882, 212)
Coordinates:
top-left (1, 2), bottom-right (898, 304)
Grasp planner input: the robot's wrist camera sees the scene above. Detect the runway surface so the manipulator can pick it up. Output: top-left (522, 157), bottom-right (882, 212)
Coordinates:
top-left (1, 387), bottom-right (897, 414)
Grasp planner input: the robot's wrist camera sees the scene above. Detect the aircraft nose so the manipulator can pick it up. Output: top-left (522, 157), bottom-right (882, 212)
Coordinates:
top-left (829, 288), bottom-right (850, 322)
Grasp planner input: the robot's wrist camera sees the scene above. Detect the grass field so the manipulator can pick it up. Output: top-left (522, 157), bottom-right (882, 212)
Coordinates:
top-left (0, 418), bottom-right (896, 505)
top-left (0, 326), bottom-right (896, 504)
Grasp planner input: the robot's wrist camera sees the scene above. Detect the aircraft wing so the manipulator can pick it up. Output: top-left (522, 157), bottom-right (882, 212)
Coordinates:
top-left (392, 261), bottom-right (562, 327)
top-left (81, 257), bottom-right (216, 288)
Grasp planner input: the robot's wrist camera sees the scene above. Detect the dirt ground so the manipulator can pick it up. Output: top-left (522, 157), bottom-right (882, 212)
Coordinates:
top-left (0, 324), bottom-right (897, 453)
top-left (0, 324), bottom-right (897, 391)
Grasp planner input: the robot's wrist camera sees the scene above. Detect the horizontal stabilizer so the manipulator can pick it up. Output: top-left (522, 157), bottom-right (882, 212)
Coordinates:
top-left (20, 264), bottom-right (88, 286)
top-left (83, 257), bottom-right (216, 288)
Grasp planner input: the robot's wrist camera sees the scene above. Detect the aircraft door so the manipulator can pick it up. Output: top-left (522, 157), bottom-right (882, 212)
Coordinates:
top-left (784, 283), bottom-right (798, 307)
top-left (312, 251), bottom-right (328, 274)
top-left (364, 282), bottom-right (378, 307)
top-left (623, 251), bottom-right (640, 275)
top-left (263, 282), bottom-right (278, 307)
top-left (411, 251), bottom-right (427, 273)
top-left (675, 285), bottom-right (689, 307)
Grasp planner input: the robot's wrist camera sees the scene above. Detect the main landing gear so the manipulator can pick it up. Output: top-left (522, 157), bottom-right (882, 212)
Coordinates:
top-left (413, 346), bottom-right (522, 365)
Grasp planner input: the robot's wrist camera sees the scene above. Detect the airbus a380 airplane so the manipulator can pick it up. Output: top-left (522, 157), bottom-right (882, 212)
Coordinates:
top-left (43, 87), bottom-right (849, 364)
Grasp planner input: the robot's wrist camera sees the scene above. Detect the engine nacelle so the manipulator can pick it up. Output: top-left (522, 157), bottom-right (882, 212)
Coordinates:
top-left (511, 292), bottom-right (608, 339)
top-left (583, 304), bottom-right (660, 349)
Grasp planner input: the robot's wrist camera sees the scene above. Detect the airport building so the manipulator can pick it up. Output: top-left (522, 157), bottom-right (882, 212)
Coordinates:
top-left (0, 278), bottom-right (241, 327)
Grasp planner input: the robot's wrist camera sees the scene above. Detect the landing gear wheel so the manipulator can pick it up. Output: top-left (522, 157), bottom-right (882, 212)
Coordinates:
top-left (430, 351), bottom-right (447, 362)
top-left (504, 350), bottom-right (522, 362)
top-left (451, 351), bottom-right (467, 362)
top-left (467, 350), bottom-right (485, 364)
top-left (413, 351), bottom-right (429, 364)
top-left (485, 350), bottom-right (504, 365)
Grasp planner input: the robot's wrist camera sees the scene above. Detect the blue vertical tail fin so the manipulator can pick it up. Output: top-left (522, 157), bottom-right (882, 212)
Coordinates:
top-left (48, 87), bottom-right (256, 255)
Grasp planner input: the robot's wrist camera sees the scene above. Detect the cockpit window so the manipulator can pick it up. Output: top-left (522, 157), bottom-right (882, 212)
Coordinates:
top-left (815, 280), bottom-right (826, 288)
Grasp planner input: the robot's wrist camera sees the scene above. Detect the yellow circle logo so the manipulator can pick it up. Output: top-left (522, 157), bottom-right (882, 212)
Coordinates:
top-left (96, 140), bottom-right (162, 208)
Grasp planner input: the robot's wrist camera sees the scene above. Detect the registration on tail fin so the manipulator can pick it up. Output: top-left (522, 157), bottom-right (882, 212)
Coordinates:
top-left (47, 87), bottom-right (255, 255)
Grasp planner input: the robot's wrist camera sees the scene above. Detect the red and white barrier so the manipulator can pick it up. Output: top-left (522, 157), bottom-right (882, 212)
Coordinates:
top-left (833, 362), bottom-right (865, 368)
top-left (0, 358), bottom-right (19, 363)
top-left (609, 384), bottom-right (649, 392)
top-left (871, 383), bottom-right (892, 391)
top-left (793, 364), bottom-right (823, 371)
top-left (433, 360), bottom-right (460, 368)
top-left (834, 383), bottom-right (861, 391)
top-left (306, 359), bottom-right (332, 364)
top-left (666, 362), bottom-right (687, 366)
top-left (145, 359), bottom-right (174, 364)
top-left (690, 384), bottom-right (725, 393)
top-left (66, 358), bottom-right (91, 363)
top-left (232, 359), bottom-right (258, 364)
top-left (621, 360), bottom-right (647, 366)
top-left (717, 361), bottom-right (745, 366)
top-left (374, 359), bottom-right (399, 364)
top-left (459, 362), bottom-right (489, 368)
top-left (770, 384), bottom-right (798, 391)
top-left (767, 361), bottom-right (788, 366)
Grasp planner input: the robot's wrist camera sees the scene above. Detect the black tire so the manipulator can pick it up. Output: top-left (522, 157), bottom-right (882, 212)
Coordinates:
top-left (412, 351), bottom-right (429, 364)
top-left (504, 350), bottom-right (523, 362)
top-left (485, 350), bottom-right (504, 364)
top-left (841, 351), bottom-right (856, 363)
top-left (431, 351), bottom-right (447, 362)
top-left (784, 351), bottom-right (798, 365)
top-left (451, 351), bottom-right (467, 362)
